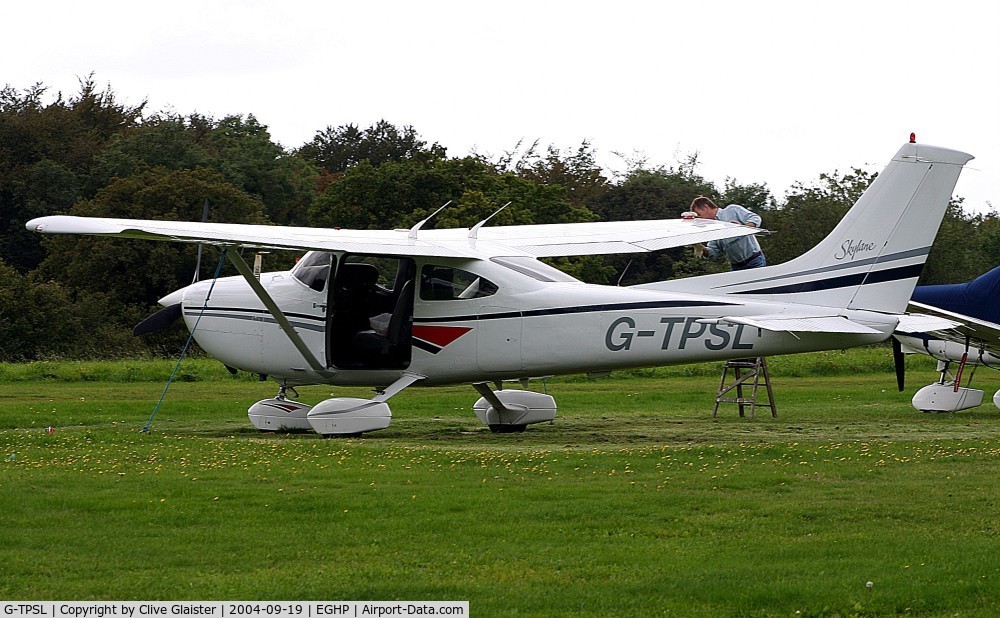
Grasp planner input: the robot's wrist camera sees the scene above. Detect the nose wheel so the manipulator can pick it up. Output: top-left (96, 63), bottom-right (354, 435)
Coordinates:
top-left (248, 384), bottom-right (312, 431)
top-left (276, 384), bottom-right (299, 401)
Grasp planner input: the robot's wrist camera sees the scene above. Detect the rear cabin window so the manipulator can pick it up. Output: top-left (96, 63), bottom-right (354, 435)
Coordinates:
top-left (420, 265), bottom-right (498, 301)
top-left (490, 256), bottom-right (579, 282)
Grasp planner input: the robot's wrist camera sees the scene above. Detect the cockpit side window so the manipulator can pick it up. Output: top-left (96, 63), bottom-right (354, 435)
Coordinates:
top-left (420, 265), bottom-right (498, 301)
top-left (292, 251), bottom-right (333, 292)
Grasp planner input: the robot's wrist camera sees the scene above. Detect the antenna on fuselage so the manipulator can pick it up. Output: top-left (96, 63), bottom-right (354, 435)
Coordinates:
top-left (469, 201), bottom-right (512, 241)
top-left (408, 200), bottom-right (452, 239)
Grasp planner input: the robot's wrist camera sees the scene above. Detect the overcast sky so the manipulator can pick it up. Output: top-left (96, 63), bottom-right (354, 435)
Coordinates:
top-left (6, 0), bottom-right (998, 213)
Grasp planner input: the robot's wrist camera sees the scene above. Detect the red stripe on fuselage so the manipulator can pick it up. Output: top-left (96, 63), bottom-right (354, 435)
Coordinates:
top-left (412, 325), bottom-right (472, 348)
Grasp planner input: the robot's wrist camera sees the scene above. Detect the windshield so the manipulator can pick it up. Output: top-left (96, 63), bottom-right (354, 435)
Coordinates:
top-left (292, 251), bottom-right (333, 291)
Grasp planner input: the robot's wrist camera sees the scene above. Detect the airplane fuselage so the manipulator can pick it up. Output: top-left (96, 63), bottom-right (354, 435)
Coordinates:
top-left (166, 251), bottom-right (894, 388)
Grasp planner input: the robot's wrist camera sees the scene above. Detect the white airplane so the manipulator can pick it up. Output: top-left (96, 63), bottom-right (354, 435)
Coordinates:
top-left (894, 265), bottom-right (1000, 412)
top-left (26, 139), bottom-right (973, 435)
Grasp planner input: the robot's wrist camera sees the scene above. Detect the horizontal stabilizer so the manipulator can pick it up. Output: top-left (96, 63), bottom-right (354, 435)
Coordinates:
top-left (904, 300), bottom-right (1000, 343)
top-left (895, 312), bottom-right (962, 334)
top-left (704, 314), bottom-right (883, 334)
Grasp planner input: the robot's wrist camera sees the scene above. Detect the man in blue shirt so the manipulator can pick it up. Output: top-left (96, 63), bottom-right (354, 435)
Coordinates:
top-left (690, 196), bottom-right (766, 270)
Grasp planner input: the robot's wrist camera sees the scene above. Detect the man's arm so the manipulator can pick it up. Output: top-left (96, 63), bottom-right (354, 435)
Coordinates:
top-left (732, 204), bottom-right (762, 227)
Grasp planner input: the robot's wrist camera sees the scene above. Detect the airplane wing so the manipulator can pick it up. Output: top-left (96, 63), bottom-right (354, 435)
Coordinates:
top-left (25, 215), bottom-right (763, 259)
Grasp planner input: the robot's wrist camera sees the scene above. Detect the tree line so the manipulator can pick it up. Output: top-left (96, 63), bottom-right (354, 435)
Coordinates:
top-left (2, 78), bottom-right (997, 361)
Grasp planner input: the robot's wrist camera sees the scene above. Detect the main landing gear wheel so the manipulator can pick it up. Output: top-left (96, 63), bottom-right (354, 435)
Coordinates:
top-left (489, 424), bottom-right (527, 434)
top-left (473, 385), bottom-right (556, 432)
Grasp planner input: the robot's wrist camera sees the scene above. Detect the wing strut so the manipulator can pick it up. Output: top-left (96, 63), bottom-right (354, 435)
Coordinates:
top-left (472, 381), bottom-right (512, 414)
top-left (373, 371), bottom-right (426, 402)
top-left (225, 247), bottom-right (336, 379)
top-left (953, 336), bottom-right (971, 393)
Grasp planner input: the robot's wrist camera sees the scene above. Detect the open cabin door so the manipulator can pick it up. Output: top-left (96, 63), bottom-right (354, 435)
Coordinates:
top-left (327, 254), bottom-right (416, 369)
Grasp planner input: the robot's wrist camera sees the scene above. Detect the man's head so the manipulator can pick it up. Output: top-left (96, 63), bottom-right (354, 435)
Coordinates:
top-left (690, 196), bottom-right (719, 219)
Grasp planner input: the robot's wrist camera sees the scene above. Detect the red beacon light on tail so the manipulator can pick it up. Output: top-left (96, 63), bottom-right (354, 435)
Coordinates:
top-left (910, 132), bottom-right (917, 143)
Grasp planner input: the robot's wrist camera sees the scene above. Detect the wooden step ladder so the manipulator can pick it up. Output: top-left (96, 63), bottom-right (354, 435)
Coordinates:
top-left (713, 357), bottom-right (777, 418)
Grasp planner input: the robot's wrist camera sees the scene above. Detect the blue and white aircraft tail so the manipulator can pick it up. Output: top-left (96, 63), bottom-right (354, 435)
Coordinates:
top-left (641, 140), bottom-right (974, 314)
top-left (897, 265), bottom-right (1000, 412)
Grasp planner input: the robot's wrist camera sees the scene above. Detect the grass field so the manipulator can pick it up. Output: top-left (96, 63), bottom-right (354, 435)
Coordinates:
top-left (3, 349), bottom-right (1000, 616)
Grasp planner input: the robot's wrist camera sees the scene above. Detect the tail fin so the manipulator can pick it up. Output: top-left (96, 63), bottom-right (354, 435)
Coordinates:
top-left (909, 264), bottom-right (1000, 322)
top-left (643, 141), bottom-right (974, 313)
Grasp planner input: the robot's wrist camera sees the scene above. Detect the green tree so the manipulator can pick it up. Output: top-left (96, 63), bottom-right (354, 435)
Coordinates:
top-left (755, 166), bottom-right (989, 285)
top-left (721, 178), bottom-right (776, 214)
top-left (920, 200), bottom-right (991, 285)
top-left (93, 114), bottom-right (211, 182)
top-left (36, 167), bottom-right (271, 324)
top-left (310, 155), bottom-right (594, 231)
top-left (0, 78), bottom-right (144, 271)
top-left (0, 258), bottom-right (146, 361)
top-left (308, 155), bottom-right (607, 281)
top-left (973, 210), bottom-right (1000, 272)
top-left (0, 258), bottom-right (73, 360)
top-left (297, 120), bottom-right (446, 175)
top-left (481, 140), bottom-right (611, 210)
top-left (94, 113), bottom-right (318, 225)
top-left (206, 115), bottom-right (318, 225)
top-left (764, 168), bottom-right (875, 265)
top-left (587, 156), bottom-right (718, 284)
